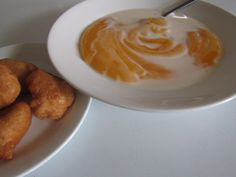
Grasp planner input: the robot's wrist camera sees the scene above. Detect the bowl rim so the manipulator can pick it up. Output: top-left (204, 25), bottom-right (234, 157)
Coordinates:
top-left (47, 0), bottom-right (236, 112)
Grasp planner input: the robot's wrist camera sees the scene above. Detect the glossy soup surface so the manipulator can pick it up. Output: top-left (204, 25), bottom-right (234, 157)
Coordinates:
top-left (79, 9), bottom-right (223, 90)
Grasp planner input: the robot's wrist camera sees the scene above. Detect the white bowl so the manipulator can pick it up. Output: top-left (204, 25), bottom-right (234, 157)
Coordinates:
top-left (47, 0), bottom-right (236, 111)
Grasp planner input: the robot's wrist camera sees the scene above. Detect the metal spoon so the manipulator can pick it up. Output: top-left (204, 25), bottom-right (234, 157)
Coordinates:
top-left (162, 0), bottom-right (196, 17)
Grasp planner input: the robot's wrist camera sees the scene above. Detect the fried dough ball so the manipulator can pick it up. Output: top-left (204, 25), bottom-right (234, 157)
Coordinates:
top-left (0, 58), bottom-right (37, 91)
top-left (26, 69), bottom-right (75, 120)
top-left (0, 102), bottom-right (32, 160)
top-left (0, 65), bottom-right (21, 109)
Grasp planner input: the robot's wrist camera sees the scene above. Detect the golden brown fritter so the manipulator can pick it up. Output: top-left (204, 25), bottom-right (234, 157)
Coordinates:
top-left (0, 58), bottom-right (37, 91)
top-left (0, 102), bottom-right (32, 160)
top-left (26, 69), bottom-right (75, 120)
top-left (0, 65), bottom-right (21, 109)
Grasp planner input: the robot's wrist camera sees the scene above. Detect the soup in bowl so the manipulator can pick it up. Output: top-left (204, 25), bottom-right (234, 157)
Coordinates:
top-left (48, 0), bottom-right (236, 111)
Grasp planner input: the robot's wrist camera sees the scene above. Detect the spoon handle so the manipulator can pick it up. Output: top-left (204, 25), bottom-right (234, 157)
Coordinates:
top-left (162, 0), bottom-right (196, 17)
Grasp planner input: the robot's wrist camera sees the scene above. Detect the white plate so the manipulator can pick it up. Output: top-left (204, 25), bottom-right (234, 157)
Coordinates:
top-left (0, 43), bottom-right (91, 177)
top-left (48, 0), bottom-right (236, 111)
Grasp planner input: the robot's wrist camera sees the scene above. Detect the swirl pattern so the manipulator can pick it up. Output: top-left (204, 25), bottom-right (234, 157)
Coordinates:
top-left (80, 17), bottom-right (222, 83)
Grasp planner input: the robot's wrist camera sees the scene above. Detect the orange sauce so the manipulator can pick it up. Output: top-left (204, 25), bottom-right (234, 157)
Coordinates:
top-left (187, 28), bottom-right (223, 67)
top-left (80, 16), bottom-right (223, 83)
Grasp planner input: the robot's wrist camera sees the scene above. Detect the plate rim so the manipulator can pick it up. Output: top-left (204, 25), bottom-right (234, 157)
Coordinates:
top-left (18, 98), bottom-right (92, 177)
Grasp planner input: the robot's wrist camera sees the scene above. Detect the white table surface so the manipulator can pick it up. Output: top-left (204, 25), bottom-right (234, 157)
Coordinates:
top-left (0, 0), bottom-right (236, 177)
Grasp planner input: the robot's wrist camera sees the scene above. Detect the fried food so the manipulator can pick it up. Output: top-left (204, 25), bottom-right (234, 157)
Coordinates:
top-left (0, 65), bottom-right (21, 109)
top-left (0, 58), bottom-right (37, 91)
top-left (0, 102), bottom-right (32, 160)
top-left (26, 69), bottom-right (75, 120)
